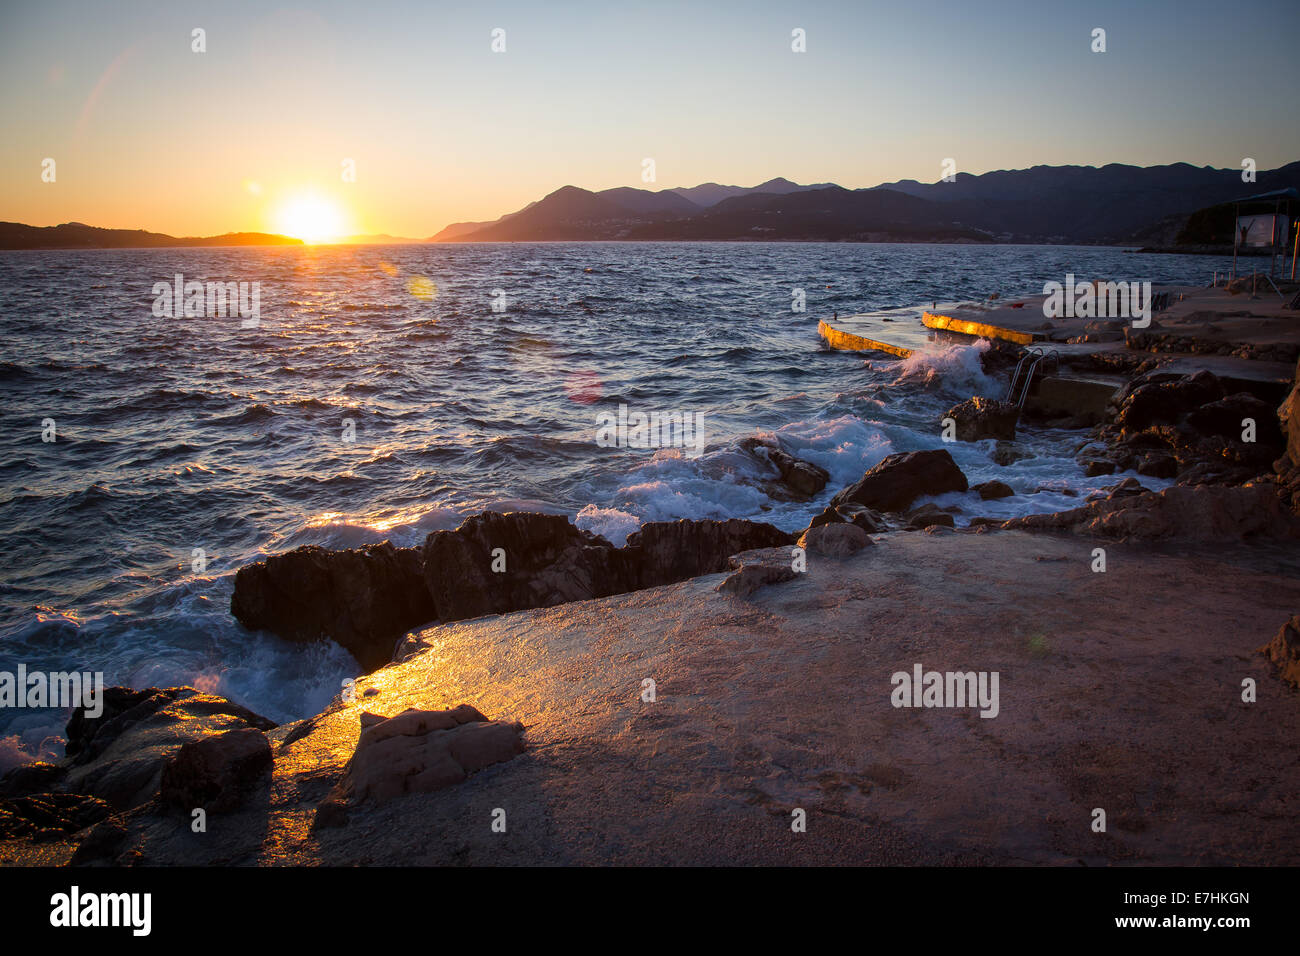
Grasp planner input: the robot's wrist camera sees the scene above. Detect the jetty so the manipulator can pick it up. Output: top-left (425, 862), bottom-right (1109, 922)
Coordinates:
top-left (820, 284), bottom-right (1300, 420)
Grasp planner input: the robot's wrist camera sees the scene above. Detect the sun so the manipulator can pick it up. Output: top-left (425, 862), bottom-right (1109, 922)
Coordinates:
top-left (273, 193), bottom-right (347, 243)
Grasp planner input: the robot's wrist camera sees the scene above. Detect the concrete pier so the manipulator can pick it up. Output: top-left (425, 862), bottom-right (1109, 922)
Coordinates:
top-left (818, 282), bottom-right (1300, 419)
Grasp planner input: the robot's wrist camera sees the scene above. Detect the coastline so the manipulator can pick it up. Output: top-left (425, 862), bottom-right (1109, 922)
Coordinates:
top-left (5, 281), bottom-right (1300, 867)
top-left (5, 527), bottom-right (1300, 866)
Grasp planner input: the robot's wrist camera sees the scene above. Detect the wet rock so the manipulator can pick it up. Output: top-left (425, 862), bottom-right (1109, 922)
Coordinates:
top-left (973, 480), bottom-right (1014, 500)
top-left (1083, 459), bottom-right (1116, 477)
top-left (796, 522), bottom-right (871, 557)
top-left (807, 503), bottom-right (886, 534)
top-left (807, 505), bottom-right (845, 529)
top-left (231, 541), bottom-right (436, 672)
top-left (624, 518), bottom-right (796, 588)
top-left (0, 762), bottom-right (66, 798)
top-left (1259, 615), bottom-right (1300, 689)
top-left (68, 818), bottom-right (129, 866)
top-left (62, 687), bottom-right (275, 811)
top-left (991, 441), bottom-right (1033, 466)
top-left (423, 511), bottom-right (625, 624)
top-left (1106, 477), bottom-right (1149, 499)
top-left (842, 506), bottom-right (887, 534)
top-left (1135, 452), bottom-right (1179, 479)
top-left (768, 448), bottom-right (830, 498)
top-left (0, 792), bottom-right (112, 842)
top-left (1003, 485), bottom-right (1300, 540)
top-left (831, 449), bottom-right (968, 513)
top-left (740, 439), bottom-right (830, 499)
top-left (422, 512), bottom-right (794, 625)
top-left (1175, 461), bottom-right (1258, 487)
top-left (944, 397), bottom-right (1018, 442)
top-left (159, 727), bottom-right (272, 813)
top-left (1113, 370), bottom-right (1225, 433)
top-left (906, 503), bottom-right (956, 530)
top-left (315, 706), bottom-right (524, 828)
top-left (1186, 392), bottom-right (1283, 445)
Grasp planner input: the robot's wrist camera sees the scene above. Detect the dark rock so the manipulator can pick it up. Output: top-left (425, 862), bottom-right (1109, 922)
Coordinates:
top-left (768, 448), bottom-right (830, 498)
top-left (62, 687), bottom-right (275, 811)
top-left (991, 441), bottom-right (1032, 466)
top-left (423, 511), bottom-right (625, 624)
top-left (1083, 459), bottom-right (1116, 477)
top-left (1259, 615), bottom-right (1300, 689)
top-left (807, 503), bottom-right (886, 534)
top-left (69, 818), bottom-right (129, 866)
top-left (1279, 356), bottom-right (1300, 469)
top-left (67, 686), bottom-right (273, 766)
top-left (1186, 393), bottom-right (1283, 446)
top-left (807, 505), bottom-right (845, 529)
top-left (1003, 485), bottom-right (1300, 540)
top-left (1175, 462), bottom-right (1258, 487)
top-left (159, 727), bottom-right (272, 813)
top-left (623, 518), bottom-right (796, 588)
top-left (0, 792), bottom-right (112, 842)
top-left (831, 449), bottom-right (969, 513)
top-left (944, 397), bottom-right (1018, 442)
top-left (422, 512), bottom-right (794, 627)
top-left (231, 541), bottom-right (436, 672)
top-left (1135, 453), bottom-right (1179, 479)
top-left (844, 507), bottom-right (888, 534)
top-left (1113, 370), bottom-right (1225, 433)
top-left (906, 503), bottom-right (956, 530)
top-left (1107, 477), bottom-right (1149, 499)
top-left (973, 480), bottom-right (1014, 500)
top-left (0, 761), bottom-right (65, 798)
top-left (740, 438), bottom-right (830, 499)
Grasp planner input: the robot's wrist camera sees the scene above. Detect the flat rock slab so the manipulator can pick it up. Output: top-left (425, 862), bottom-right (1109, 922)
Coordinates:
top-left (77, 531), bottom-right (1300, 866)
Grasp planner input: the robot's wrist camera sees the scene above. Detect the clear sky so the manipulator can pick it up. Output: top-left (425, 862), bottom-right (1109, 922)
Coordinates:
top-left (1, 0), bottom-right (1297, 239)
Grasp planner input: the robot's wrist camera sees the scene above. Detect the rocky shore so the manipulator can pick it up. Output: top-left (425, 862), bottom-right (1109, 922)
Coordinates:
top-left (4, 325), bottom-right (1299, 867)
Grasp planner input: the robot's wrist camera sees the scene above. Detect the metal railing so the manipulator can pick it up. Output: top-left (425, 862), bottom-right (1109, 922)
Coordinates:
top-left (1005, 347), bottom-right (1060, 410)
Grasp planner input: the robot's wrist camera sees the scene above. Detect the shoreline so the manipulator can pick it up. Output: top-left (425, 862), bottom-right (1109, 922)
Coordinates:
top-left (4, 282), bottom-right (1300, 866)
top-left (5, 526), bottom-right (1300, 866)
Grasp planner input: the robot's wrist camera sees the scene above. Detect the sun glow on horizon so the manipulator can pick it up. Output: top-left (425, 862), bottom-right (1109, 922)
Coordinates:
top-left (272, 192), bottom-right (348, 243)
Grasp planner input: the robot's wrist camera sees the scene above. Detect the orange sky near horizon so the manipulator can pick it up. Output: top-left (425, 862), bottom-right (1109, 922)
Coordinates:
top-left (2, 0), bottom-right (1297, 241)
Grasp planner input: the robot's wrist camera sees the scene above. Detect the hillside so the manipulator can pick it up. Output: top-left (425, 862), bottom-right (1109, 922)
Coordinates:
top-left (0, 222), bottom-right (303, 250)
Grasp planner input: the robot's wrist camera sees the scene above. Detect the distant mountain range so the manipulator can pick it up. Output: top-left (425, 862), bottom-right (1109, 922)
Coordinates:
top-left (428, 163), bottom-right (1300, 244)
top-left (0, 221), bottom-right (304, 250)
top-left (5, 162), bottom-right (1297, 249)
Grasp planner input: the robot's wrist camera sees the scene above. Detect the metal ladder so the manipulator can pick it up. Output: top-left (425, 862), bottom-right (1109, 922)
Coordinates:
top-left (1005, 347), bottom-right (1059, 410)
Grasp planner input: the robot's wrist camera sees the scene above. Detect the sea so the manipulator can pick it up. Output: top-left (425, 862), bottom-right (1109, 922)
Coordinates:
top-left (0, 241), bottom-right (1237, 766)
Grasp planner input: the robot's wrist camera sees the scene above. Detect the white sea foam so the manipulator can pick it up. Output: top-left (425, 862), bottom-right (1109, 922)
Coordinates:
top-left (887, 339), bottom-right (1002, 398)
top-left (575, 505), bottom-right (642, 546)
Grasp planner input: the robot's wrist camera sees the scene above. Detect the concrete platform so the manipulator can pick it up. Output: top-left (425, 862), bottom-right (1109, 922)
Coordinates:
top-left (923, 302), bottom-right (1045, 345)
top-left (818, 305), bottom-right (954, 357)
top-left (1024, 374), bottom-right (1126, 422)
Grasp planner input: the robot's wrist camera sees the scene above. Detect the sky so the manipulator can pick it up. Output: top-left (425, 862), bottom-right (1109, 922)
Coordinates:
top-left (1, 0), bottom-right (1297, 239)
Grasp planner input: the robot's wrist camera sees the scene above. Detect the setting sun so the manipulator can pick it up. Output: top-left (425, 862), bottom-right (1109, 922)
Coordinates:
top-left (273, 193), bottom-right (348, 244)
